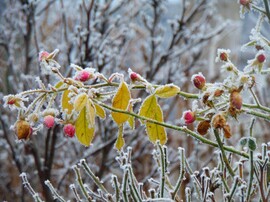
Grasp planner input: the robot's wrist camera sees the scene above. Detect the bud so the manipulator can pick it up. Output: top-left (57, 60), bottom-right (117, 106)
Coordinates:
top-left (220, 52), bottom-right (228, 62)
top-left (43, 115), bottom-right (55, 128)
top-left (130, 72), bottom-right (139, 81)
top-left (15, 120), bottom-right (32, 140)
top-left (257, 53), bottom-right (266, 63)
top-left (197, 120), bottom-right (211, 136)
top-left (191, 73), bottom-right (206, 90)
top-left (239, 0), bottom-right (249, 6)
top-left (7, 98), bottom-right (16, 105)
top-left (182, 110), bottom-right (196, 125)
top-left (75, 70), bottom-right (92, 82)
top-left (212, 113), bottom-right (226, 129)
top-left (38, 51), bottom-right (50, 62)
top-left (230, 90), bottom-right (242, 110)
top-left (63, 124), bottom-right (75, 137)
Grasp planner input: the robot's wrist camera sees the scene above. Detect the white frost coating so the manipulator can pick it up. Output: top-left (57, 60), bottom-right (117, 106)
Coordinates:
top-left (19, 172), bottom-right (27, 178)
top-left (69, 184), bottom-right (75, 189)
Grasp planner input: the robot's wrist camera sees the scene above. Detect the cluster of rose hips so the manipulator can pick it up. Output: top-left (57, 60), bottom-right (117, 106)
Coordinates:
top-left (181, 47), bottom-right (266, 138)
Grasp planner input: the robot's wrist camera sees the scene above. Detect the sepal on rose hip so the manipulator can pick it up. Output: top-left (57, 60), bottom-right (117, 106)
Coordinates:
top-left (230, 90), bottom-right (242, 110)
top-left (197, 120), bottom-right (211, 136)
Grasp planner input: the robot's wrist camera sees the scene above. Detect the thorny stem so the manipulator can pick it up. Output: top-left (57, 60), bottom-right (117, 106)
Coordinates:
top-left (246, 119), bottom-right (255, 202)
top-left (97, 101), bottom-right (249, 159)
top-left (157, 144), bottom-right (166, 198)
top-left (80, 160), bottom-right (109, 194)
top-left (112, 176), bottom-right (120, 202)
top-left (73, 166), bottom-right (92, 202)
top-left (127, 166), bottom-right (142, 202)
top-left (70, 184), bottom-right (82, 202)
top-left (213, 129), bottom-right (235, 177)
top-left (20, 173), bottom-right (44, 202)
top-left (228, 176), bottom-right (239, 202)
top-left (122, 169), bottom-right (129, 202)
top-left (45, 180), bottom-right (66, 202)
top-left (172, 148), bottom-right (186, 200)
top-left (263, 0), bottom-right (270, 22)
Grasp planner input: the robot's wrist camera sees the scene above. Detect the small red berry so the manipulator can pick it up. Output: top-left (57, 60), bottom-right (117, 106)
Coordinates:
top-left (43, 115), bottom-right (55, 128)
top-left (182, 110), bottom-right (196, 125)
top-left (38, 51), bottom-right (50, 62)
top-left (257, 54), bottom-right (266, 63)
top-left (220, 52), bottom-right (228, 62)
top-left (130, 72), bottom-right (139, 81)
top-left (75, 70), bottom-right (91, 82)
top-left (63, 124), bottom-right (75, 137)
top-left (192, 73), bottom-right (206, 90)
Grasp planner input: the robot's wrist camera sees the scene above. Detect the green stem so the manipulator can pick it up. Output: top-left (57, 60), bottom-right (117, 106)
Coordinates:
top-left (172, 148), bottom-right (186, 200)
top-left (97, 101), bottom-right (249, 159)
top-left (213, 129), bottom-right (235, 177)
top-left (73, 166), bottom-right (92, 202)
top-left (263, 0), bottom-right (270, 22)
top-left (80, 160), bottom-right (108, 194)
top-left (158, 144), bottom-right (165, 198)
top-left (246, 119), bottom-right (255, 202)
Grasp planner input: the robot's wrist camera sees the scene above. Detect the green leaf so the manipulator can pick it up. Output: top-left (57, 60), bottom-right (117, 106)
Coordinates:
top-left (154, 84), bottom-right (180, 98)
top-left (248, 138), bottom-right (257, 151)
top-left (75, 106), bottom-right (95, 146)
top-left (115, 124), bottom-right (124, 150)
top-left (139, 95), bottom-right (167, 145)
top-left (111, 81), bottom-right (131, 125)
top-left (239, 137), bottom-right (248, 146)
top-left (61, 89), bottom-right (74, 114)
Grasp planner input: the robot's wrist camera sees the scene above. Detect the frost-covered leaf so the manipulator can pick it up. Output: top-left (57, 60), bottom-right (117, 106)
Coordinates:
top-left (61, 89), bottom-right (73, 114)
top-left (94, 103), bottom-right (106, 119)
top-left (239, 137), bottom-right (248, 146)
top-left (139, 95), bottom-right (167, 144)
top-left (74, 93), bottom-right (88, 112)
top-left (111, 81), bottom-right (131, 125)
top-left (75, 106), bottom-right (95, 146)
top-left (248, 138), bottom-right (257, 151)
top-left (86, 100), bottom-right (96, 128)
top-left (115, 124), bottom-right (124, 150)
top-left (154, 84), bottom-right (180, 98)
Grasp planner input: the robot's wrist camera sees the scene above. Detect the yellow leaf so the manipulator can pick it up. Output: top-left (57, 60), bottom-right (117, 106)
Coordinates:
top-left (75, 106), bottom-right (95, 146)
top-left (74, 93), bottom-right (88, 112)
top-left (154, 84), bottom-right (180, 98)
top-left (94, 103), bottom-right (106, 119)
top-left (55, 81), bottom-right (64, 89)
top-left (86, 99), bottom-right (96, 128)
top-left (115, 125), bottom-right (124, 150)
top-left (139, 95), bottom-right (167, 144)
top-left (61, 89), bottom-right (74, 114)
top-left (111, 82), bottom-right (131, 125)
